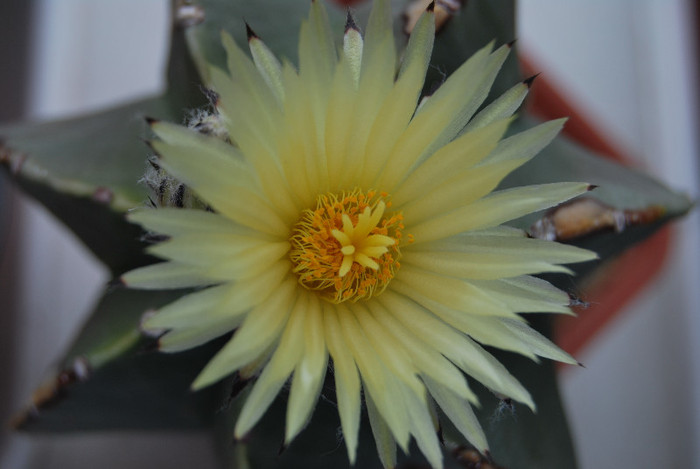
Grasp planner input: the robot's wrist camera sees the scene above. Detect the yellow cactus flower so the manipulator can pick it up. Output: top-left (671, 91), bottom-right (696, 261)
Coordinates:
top-left (123, 1), bottom-right (595, 467)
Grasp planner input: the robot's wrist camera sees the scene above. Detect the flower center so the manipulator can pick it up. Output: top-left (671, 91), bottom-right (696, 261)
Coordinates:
top-left (289, 189), bottom-right (404, 303)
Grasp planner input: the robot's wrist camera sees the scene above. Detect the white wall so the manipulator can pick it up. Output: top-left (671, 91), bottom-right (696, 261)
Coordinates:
top-left (1, 1), bottom-right (219, 468)
top-left (518, 1), bottom-right (700, 467)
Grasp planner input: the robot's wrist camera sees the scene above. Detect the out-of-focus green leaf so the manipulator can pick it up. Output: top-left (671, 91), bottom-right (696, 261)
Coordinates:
top-left (184, 0), bottom-right (348, 84)
top-left (0, 22), bottom-right (206, 207)
top-left (214, 374), bottom-right (458, 469)
top-left (428, 0), bottom-right (520, 97)
top-left (506, 118), bottom-right (691, 227)
top-left (14, 287), bottom-right (225, 432)
top-left (58, 288), bottom-right (182, 371)
top-left (0, 97), bottom-right (166, 210)
top-left (0, 25), bottom-right (206, 273)
top-left (215, 346), bottom-right (574, 469)
top-left (467, 317), bottom-right (578, 469)
top-left (2, 164), bottom-right (156, 275)
top-left (504, 117), bottom-right (691, 276)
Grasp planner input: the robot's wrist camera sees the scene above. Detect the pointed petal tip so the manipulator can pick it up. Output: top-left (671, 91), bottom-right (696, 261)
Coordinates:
top-left (507, 38), bottom-right (518, 48)
top-left (190, 374), bottom-right (211, 392)
top-left (108, 277), bottom-right (126, 288)
top-left (345, 10), bottom-right (359, 32)
top-left (142, 139), bottom-right (158, 153)
top-left (147, 157), bottom-right (160, 170)
top-left (152, 335), bottom-right (166, 351)
top-left (523, 73), bottom-right (541, 88)
top-left (578, 361), bottom-right (586, 368)
top-left (427, 1), bottom-right (436, 12)
top-left (139, 336), bottom-right (161, 353)
top-left (569, 294), bottom-right (591, 308)
top-left (587, 184), bottom-right (599, 191)
top-left (278, 441), bottom-right (288, 456)
top-left (146, 140), bottom-right (164, 158)
top-left (144, 116), bottom-right (159, 126)
top-left (437, 424), bottom-right (445, 445)
top-left (233, 429), bottom-right (249, 443)
top-left (245, 21), bottom-right (258, 41)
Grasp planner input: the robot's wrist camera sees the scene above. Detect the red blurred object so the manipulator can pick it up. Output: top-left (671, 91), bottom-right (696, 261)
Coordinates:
top-left (520, 55), bottom-right (674, 357)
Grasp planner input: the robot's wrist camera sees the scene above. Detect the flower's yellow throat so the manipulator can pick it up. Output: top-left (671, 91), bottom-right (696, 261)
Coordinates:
top-left (290, 189), bottom-right (407, 303)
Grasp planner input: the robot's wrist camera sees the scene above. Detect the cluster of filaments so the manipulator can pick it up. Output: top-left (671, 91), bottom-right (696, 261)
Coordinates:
top-left (290, 189), bottom-right (404, 303)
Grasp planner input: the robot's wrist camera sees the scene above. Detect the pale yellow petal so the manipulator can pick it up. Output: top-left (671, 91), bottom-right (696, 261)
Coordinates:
top-left (365, 386), bottom-right (397, 469)
top-left (142, 284), bottom-right (238, 330)
top-left (423, 375), bottom-right (489, 453)
top-left (409, 183), bottom-right (591, 245)
top-left (353, 303), bottom-right (424, 396)
top-left (127, 208), bottom-right (250, 237)
top-left (235, 294), bottom-right (307, 438)
top-left (203, 241), bottom-right (290, 281)
top-left (359, 7), bottom-right (434, 187)
top-left (209, 259), bottom-right (290, 318)
top-left (205, 68), bottom-right (300, 223)
top-left (219, 32), bottom-right (280, 144)
top-left (500, 317), bottom-right (577, 364)
top-left (158, 314), bottom-right (244, 352)
top-left (149, 125), bottom-right (250, 192)
top-left (396, 7), bottom-right (435, 81)
top-left (360, 0), bottom-right (395, 87)
top-left (424, 43), bottom-right (510, 146)
top-left (483, 118), bottom-right (566, 165)
top-left (407, 231), bottom-right (597, 279)
top-left (292, 1), bottom-right (337, 195)
top-left (121, 261), bottom-right (216, 290)
top-left (146, 233), bottom-right (281, 266)
top-left (277, 64), bottom-right (321, 205)
top-left (378, 42), bottom-right (497, 191)
top-left (298, 0), bottom-right (336, 93)
top-left (191, 278), bottom-right (296, 390)
top-left (452, 314), bottom-right (576, 364)
top-left (339, 0), bottom-right (396, 188)
top-left (431, 308), bottom-right (537, 360)
top-left (343, 19), bottom-right (363, 86)
top-left (209, 39), bottom-right (301, 223)
top-left (398, 157), bottom-right (526, 225)
top-left (151, 138), bottom-right (289, 236)
top-left (469, 276), bottom-right (572, 314)
top-left (393, 265), bottom-right (515, 317)
top-left (337, 304), bottom-right (411, 451)
top-left (239, 342), bottom-right (277, 380)
top-left (248, 35), bottom-right (284, 103)
top-left (464, 80), bottom-right (529, 133)
top-left (391, 118), bottom-right (512, 204)
top-left (286, 295), bottom-right (327, 443)
top-left (209, 67), bottom-right (299, 222)
top-left (402, 250), bottom-right (569, 280)
top-left (325, 57), bottom-right (359, 191)
top-left (400, 383), bottom-right (443, 469)
top-left (378, 290), bottom-right (535, 409)
top-left (323, 304), bottom-right (361, 464)
top-left (149, 120), bottom-right (250, 181)
top-left (367, 299), bottom-right (478, 404)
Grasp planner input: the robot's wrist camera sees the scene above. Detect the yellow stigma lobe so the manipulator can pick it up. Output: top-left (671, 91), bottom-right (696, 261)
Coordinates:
top-left (290, 189), bottom-right (403, 303)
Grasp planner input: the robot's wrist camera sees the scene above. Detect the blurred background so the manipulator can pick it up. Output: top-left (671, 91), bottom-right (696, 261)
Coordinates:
top-left (0, 0), bottom-right (698, 468)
